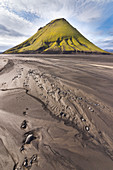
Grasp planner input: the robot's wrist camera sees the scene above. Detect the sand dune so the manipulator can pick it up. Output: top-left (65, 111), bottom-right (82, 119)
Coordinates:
top-left (0, 54), bottom-right (113, 170)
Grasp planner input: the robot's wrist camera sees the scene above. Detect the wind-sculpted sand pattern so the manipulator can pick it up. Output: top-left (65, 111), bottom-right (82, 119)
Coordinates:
top-left (0, 55), bottom-right (113, 170)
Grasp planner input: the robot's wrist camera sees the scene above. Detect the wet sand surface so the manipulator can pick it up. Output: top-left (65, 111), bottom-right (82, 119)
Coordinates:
top-left (0, 54), bottom-right (113, 170)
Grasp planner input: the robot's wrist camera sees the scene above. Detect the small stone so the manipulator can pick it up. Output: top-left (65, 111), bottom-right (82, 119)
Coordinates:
top-left (78, 97), bottom-right (82, 100)
top-left (85, 126), bottom-right (90, 132)
top-left (95, 103), bottom-right (99, 106)
top-left (88, 107), bottom-right (94, 112)
top-left (63, 113), bottom-right (66, 117)
top-left (32, 155), bottom-right (37, 161)
top-left (21, 120), bottom-right (27, 129)
top-left (13, 162), bottom-right (18, 170)
top-left (60, 112), bottom-right (64, 116)
top-left (23, 111), bottom-right (27, 115)
top-left (24, 134), bottom-right (36, 144)
top-left (20, 145), bottom-right (25, 152)
top-left (80, 116), bottom-right (86, 122)
top-left (30, 154), bottom-right (38, 164)
top-left (22, 157), bottom-right (28, 167)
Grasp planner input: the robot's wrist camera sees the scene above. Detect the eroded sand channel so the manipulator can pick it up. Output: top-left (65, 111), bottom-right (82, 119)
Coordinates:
top-left (0, 55), bottom-right (113, 170)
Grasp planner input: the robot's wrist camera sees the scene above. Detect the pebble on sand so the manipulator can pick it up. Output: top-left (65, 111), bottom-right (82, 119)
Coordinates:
top-left (85, 126), bottom-right (90, 132)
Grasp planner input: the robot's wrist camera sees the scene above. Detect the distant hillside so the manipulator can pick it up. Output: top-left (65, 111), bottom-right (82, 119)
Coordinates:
top-left (4, 18), bottom-right (108, 54)
top-left (105, 49), bottom-right (113, 53)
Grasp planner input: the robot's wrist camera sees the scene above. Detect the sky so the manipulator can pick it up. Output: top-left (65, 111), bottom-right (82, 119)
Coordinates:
top-left (0, 0), bottom-right (113, 52)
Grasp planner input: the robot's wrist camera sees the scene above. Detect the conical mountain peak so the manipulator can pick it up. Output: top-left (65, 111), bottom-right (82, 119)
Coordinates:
top-left (4, 18), bottom-right (107, 54)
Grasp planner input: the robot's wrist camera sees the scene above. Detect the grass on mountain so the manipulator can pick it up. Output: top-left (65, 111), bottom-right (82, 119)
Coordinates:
top-left (4, 18), bottom-right (108, 54)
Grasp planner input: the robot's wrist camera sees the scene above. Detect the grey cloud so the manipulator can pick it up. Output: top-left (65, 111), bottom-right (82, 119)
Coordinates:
top-left (0, 45), bottom-right (12, 52)
top-left (0, 24), bottom-right (24, 37)
top-left (100, 40), bottom-right (113, 45)
top-left (96, 39), bottom-right (113, 50)
top-left (108, 31), bottom-right (113, 36)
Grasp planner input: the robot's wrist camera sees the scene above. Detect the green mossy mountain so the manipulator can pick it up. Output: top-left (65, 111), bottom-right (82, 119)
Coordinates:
top-left (4, 18), bottom-right (108, 54)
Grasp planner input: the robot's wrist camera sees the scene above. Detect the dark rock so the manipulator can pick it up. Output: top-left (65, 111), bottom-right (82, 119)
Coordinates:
top-left (23, 111), bottom-right (27, 115)
top-left (13, 162), bottom-right (18, 170)
top-left (21, 120), bottom-right (27, 129)
top-left (24, 134), bottom-right (36, 144)
top-left (60, 112), bottom-right (64, 116)
top-left (64, 113), bottom-right (67, 117)
top-left (30, 154), bottom-right (38, 165)
top-left (80, 116), bottom-right (86, 122)
top-left (22, 157), bottom-right (28, 167)
top-left (85, 126), bottom-right (90, 132)
top-left (20, 145), bottom-right (25, 152)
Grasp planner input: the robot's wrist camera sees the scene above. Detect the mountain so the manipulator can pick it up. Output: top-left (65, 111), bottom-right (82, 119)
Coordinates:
top-left (4, 18), bottom-right (108, 54)
top-left (105, 49), bottom-right (113, 53)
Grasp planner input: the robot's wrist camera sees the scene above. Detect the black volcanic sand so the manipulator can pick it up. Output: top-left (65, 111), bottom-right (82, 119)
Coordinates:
top-left (0, 54), bottom-right (113, 170)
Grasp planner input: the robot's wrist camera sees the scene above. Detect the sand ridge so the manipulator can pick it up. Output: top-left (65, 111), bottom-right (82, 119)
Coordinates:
top-left (90, 64), bottom-right (113, 69)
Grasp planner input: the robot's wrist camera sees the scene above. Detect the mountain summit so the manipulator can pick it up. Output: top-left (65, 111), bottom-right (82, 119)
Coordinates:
top-left (4, 18), bottom-right (107, 54)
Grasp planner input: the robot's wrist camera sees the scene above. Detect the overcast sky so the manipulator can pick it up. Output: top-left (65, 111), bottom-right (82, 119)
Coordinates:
top-left (0, 0), bottom-right (113, 52)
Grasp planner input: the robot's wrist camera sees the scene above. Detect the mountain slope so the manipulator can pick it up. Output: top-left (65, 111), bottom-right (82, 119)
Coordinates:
top-left (4, 18), bottom-right (107, 54)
